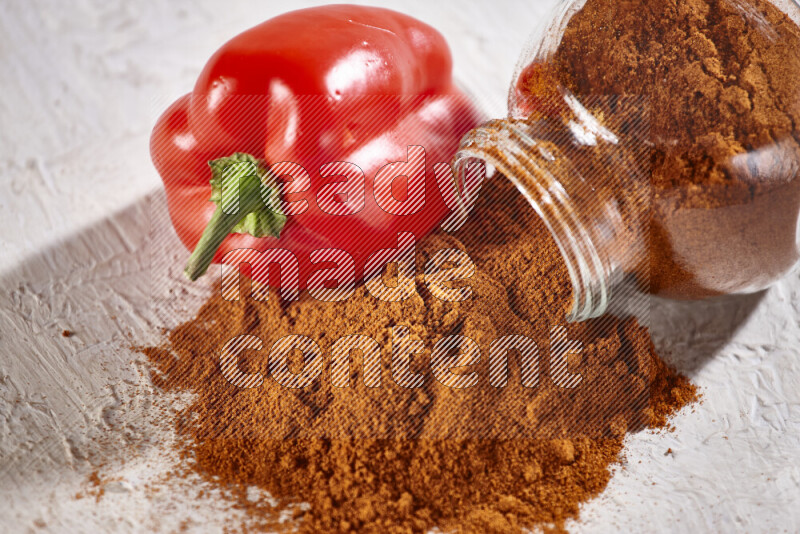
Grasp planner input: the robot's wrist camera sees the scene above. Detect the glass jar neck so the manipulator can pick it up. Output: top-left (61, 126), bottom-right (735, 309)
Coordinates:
top-left (454, 116), bottom-right (639, 322)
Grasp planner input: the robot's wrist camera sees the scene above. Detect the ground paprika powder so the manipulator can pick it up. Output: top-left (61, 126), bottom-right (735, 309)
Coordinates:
top-left (141, 177), bottom-right (696, 532)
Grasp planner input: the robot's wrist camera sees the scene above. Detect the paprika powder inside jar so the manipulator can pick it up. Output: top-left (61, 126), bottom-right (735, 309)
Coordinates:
top-left (456, 0), bottom-right (800, 321)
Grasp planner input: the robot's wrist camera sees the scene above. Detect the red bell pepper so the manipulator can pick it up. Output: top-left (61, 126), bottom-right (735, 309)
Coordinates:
top-left (150, 5), bottom-right (482, 291)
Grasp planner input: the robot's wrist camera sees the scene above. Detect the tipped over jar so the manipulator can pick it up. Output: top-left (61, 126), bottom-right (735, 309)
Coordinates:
top-left (457, 0), bottom-right (800, 321)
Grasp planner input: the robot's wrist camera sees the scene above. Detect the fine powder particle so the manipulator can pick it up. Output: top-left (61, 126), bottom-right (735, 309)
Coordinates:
top-left (142, 177), bottom-right (696, 532)
top-left (548, 0), bottom-right (800, 297)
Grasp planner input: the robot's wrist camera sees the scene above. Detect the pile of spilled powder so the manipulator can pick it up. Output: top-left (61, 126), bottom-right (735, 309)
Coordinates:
top-left (143, 177), bottom-right (696, 532)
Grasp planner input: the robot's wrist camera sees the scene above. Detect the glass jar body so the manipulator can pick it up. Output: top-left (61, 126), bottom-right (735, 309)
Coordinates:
top-left (459, 0), bottom-right (800, 320)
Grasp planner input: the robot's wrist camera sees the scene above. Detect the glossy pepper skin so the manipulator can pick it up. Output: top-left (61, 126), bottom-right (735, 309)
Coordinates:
top-left (151, 5), bottom-right (482, 288)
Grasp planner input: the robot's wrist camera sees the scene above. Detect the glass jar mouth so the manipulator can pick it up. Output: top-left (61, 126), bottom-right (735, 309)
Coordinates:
top-left (453, 120), bottom-right (611, 322)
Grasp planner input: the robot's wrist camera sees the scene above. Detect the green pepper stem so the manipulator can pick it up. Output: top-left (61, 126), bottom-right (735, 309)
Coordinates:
top-left (183, 153), bottom-right (286, 281)
top-left (185, 206), bottom-right (244, 281)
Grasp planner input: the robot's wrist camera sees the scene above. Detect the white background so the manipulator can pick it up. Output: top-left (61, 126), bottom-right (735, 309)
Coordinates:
top-left (1, 0), bottom-right (799, 532)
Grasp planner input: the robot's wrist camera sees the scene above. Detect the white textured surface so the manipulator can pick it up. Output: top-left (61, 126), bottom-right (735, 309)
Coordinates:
top-left (0, 0), bottom-right (798, 532)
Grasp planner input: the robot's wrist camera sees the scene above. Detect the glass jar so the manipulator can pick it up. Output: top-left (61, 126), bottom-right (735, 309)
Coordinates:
top-left (456, 0), bottom-right (800, 321)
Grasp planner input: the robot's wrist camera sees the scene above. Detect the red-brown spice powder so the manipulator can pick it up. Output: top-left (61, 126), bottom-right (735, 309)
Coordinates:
top-left (143, 176), bottom-right (696, 532)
